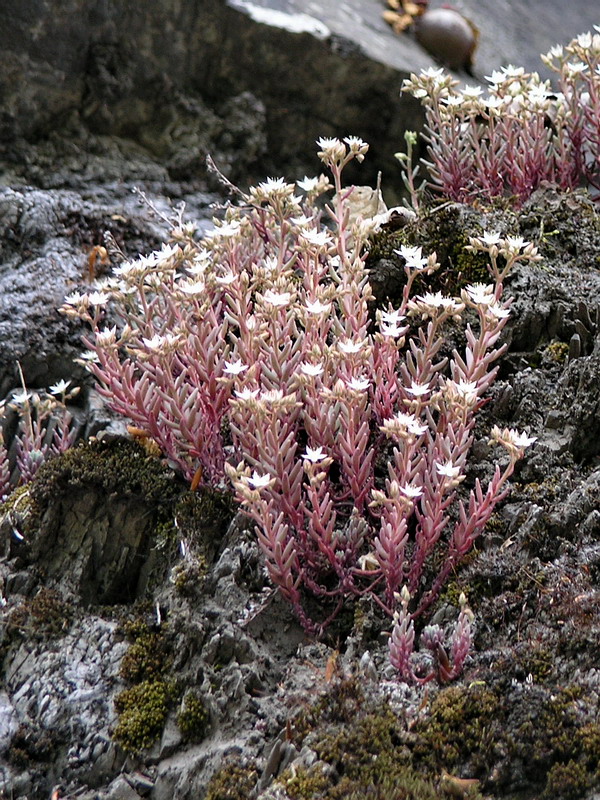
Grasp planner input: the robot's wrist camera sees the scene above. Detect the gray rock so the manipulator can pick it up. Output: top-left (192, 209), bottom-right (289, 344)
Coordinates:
top-left (0, 693), bottom-right (19, 755)
top-left (104, 775), bottom-right (143, 800)
top-left (0, 183), bottom-right (217, 397)
top-left (159, 715), bottom-right (183, 760)
top-left (127, 771), bottom-right (155, 796)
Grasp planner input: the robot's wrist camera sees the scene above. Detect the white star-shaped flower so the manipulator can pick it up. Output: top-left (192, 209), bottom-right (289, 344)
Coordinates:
top-left (263, 290), bottom-right (292, 307)
top-left (305, 299), bottom-right (331, 315)
top-left (338, 339), bottom-right (365, 355)
top-left (234, 388), bottom-right (260, 400)
top-left (346, 377), bottom-right (370, 392)
top-left (300, 362), bottom-right (324, 377)
top-left (436, 461), bottom-right (462, 479)
top-left (406, 381), bottom-right (430, 398)
top-left (400, 484), bottom-right (423, 499)
top-left (396, 245), bottom-right (428, 271)
top-left (303, 446), bottom-right (328, 463)
top-left (246, 471), bottom-right (273, 489)
top-left (301, 229), bottom-right (332, 248)
top-left (296, 176), bottom-right (319, 192)
top-left (481, 231), bottom-right (502, 246)
top-left (223, 359), bottom-right (248, 375)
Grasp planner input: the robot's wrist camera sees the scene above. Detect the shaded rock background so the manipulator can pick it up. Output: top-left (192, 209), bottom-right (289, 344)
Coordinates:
top-left (2, 0), bottom-right (599, 191)
top-left (1, 1), bottom-right (600, 799)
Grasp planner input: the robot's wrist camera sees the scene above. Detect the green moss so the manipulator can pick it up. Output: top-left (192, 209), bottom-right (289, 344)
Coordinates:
top-left (173, 489), bottom-right (235, 559)
top-left (112, 615), bottom-right (175, 752)
top-left (411, 682), bottom-right (599, 795)
top-left (316, 713), bottom-right (436, 799)
top-left (119, 628), bottom-right (169, 683)
top-left (344, 773), bottom-right (440, 800)
top-left (281, 706), bottom-right (439, 800)
top-left (171, 556), bottom-right (208, 596)
top-left (167, 489), bottom-right (234, 595)
top-left (516, 646), bottom-right (554, 682)
top-left (510, 688), bottom-right (584, 766)
top-left (20, 439), bottom-right (234, 602)
top-left (438, 580), bottom-right (472, 609)
top-left (543, 340), bottom-right (570, 364)
top-left (14, 438), bottom-right (183, 550)
top-left (413, 685), bottom-right (500, 771)
top-left (580, 723), bottom-right (600, 762)
top-left (279, 676), bottom-right (441, 800)
top-left (282, 761), bottom-right (439, 800)
top-left (6, 588), bottom-right (73, 639)
top-left (280, 765), bottom-right (332, 799)
top-left (513, 475), bottom-right (565, 506)
top-left (412, 680), bottom-right (600, 798)
top-left (543, 759), bottom-right (590, 799)
top-left (117, 615), bottom-right (172, 685)
top-left (273, 671), bottom-right (599, 800)
top-left (28, 439), bottom-right (235, 548)
top-left (120, 616), bottom-right (155, 641)
top-left (113, 679), bottom-right (172, 753)
top-left (31, 438), bottom-right (182, 508)
top-left (153, 518), bottom-right (178, 551)
top-left (365, 227), bottom-right (407, 264)
top-left (366, 205), bottom-right (496, 302)
top-left (0, 483), bottom-right (32, 515)
top-left (204, 758), bottom-right (259, 800)
top-left (177, 691), bottom-right (209, 742)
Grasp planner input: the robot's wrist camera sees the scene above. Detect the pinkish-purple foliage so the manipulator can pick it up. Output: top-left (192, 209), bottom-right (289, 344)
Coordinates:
top-left (403, 30), bottom-right (600, 206)
top-left (0, 379), bottom-right (78, 501)
top-left (60, 139), bottom-right (537, 682)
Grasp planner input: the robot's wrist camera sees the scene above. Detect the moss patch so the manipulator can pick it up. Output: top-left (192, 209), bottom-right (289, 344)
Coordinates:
top-left (366, 204), bottom-right (500, 304)
top-left (30, 438), bottom-right (182, 511)
top-left (413, 684), bottom-right (501, 772)
top-left (177, 691), bottom-right (209, 742)
top-left (113, 616), bottom-right (173, 753)
top-left (282, 762), bottom-right (439, 800)
top-left (205, 757), bottom-right (259, 800)
top-left (9, 438), bottom-right (235, 605)
top-left (5, 588), bottom-right (73, 640)
top-left (28, 436), bottom-right (232, 549)
top-left (283, 673), bottom-right (599, 800)
top-left (113, 679), bottom-right (173, 753)
top-left (278, 677), bottom-right (443, 799)
top-left (542, 760), bottom-right (591, 799)
top-left (413, 683), bottom-right (600, 797)
top-left (286, 711), bottom-right (439, 800)
top-left (118, 620), bottom-right (171, 684)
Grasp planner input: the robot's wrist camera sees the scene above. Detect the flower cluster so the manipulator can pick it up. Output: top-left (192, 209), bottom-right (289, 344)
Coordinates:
top-left (0, 376), bottom-right (79, 501)
top-left (60, 138), bottom-right (536, 682)
top-left (403, 29), bottom-right (600, 205)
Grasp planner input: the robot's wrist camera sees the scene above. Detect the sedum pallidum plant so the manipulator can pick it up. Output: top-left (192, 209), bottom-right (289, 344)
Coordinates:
top-left (60, 138), bottom-right (537, 683)
top-left (402, 28), bottom-right (600, 206)
top-left (0, 376), bottom-right (79, 502)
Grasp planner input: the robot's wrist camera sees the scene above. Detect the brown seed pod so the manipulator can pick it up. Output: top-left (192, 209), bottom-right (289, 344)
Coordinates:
top-left (414, 7), bottom-right (478, 72)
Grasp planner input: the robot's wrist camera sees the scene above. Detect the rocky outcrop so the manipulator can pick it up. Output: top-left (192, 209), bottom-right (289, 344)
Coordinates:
top-left (0, 188), bottom-right (600, 799)
top-left (1, 3), bottom-right (600, 799)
